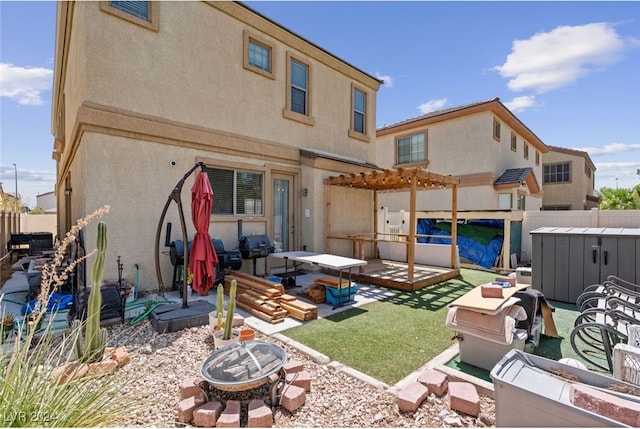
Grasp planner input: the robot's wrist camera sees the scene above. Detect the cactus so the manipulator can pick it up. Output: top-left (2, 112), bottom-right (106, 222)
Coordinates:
top-left (216, 283), bottom-right (224, 330)
top-left (222, 280), bottom-right (237, 340)
top-left (73, 221), bottom-right (109, 363)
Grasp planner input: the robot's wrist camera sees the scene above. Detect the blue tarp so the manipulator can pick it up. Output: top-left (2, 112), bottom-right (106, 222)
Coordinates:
top-left (21, 292), bottom-right (74, 315)
top-left (417, 219), bottom-right (504, 269)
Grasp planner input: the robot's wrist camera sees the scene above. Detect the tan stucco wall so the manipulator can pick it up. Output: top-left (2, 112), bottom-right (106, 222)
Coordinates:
top-left (542, 150), bottom-right (596, 210)
top-left (53, 1), bottom-right (380, 290)
top-left (376, 111), bottom-right (543, 212)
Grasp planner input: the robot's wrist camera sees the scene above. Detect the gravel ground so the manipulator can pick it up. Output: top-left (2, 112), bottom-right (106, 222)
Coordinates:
top-left (107, 321), bottom-right (495, 428)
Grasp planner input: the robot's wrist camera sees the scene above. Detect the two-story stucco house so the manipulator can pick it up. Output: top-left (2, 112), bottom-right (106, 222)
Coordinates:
top-left (51, 1), bottom-right (382, 290)
top-left (375, 98), bottom-right (550, 268)
top-left (541, 145), bottom-right (600, 210)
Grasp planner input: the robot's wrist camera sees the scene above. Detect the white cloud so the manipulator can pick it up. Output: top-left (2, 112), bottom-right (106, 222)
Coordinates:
top-left (0, 63), bottom-right (53, 106)
top-left (418, 98), bottom-right (447, 114)
top-left (578, 143), bottom-right (640, 157)
top-left (503, 95), bottom-right (538, 112)
top-left (375, 72), bottom-right (394, 88)
top-left (493, 23), bottom-right (626, 93)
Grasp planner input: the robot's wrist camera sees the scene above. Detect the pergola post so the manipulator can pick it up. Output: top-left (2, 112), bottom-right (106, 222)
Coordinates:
top-left (451, 183), bottom-right (458, 268)
top-left (408, 173), bottom-right (417, 282)
top-left (326, 183), bottom-right (332, 254)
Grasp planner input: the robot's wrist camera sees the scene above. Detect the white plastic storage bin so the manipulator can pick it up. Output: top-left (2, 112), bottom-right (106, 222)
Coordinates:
top-left (458, 329), bottom-right (527, 371)
top-left (491, 349), bottom-right (640, 427)
top-left (516, 267), bottom-right (532, 284)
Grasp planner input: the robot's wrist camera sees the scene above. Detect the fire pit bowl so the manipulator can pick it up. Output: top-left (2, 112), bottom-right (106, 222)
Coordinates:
top-left (200, 340), bottom-right (287, 392)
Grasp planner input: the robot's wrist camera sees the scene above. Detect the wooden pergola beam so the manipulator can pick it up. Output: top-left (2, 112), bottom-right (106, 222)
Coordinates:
top-left (324, 166), bottom-right (460, 272)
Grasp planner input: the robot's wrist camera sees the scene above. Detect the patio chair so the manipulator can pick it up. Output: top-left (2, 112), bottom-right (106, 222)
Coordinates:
top-left (576, 275), bottom-right (640, 312)
top-left (570, 297), bottom-right (640, 372)
top-left (613, 325), bottom-right (640, 385)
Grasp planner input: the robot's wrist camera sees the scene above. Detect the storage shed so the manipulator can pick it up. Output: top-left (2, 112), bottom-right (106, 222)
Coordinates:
top-left (530, 227), bottom-right (640, 304)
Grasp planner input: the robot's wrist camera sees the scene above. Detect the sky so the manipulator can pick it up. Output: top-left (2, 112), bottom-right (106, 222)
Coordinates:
top-left (1, 1), bottom-right (639, 209)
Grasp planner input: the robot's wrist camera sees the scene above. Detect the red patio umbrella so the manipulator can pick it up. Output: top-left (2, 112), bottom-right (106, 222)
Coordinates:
top-left (189, 171), bottom-right (219, 296)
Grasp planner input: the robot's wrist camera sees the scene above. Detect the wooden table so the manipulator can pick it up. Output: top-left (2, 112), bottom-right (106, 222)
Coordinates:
top-left (271, 251), bottom-right (367, 308)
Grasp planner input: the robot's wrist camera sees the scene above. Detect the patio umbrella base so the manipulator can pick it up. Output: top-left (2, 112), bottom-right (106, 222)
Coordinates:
top-left (149, 300), bottom-right (216, 334)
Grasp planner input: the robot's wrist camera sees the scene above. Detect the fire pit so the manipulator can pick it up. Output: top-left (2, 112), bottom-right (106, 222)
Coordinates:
top-left (200, 340), bottom-right (287, 392)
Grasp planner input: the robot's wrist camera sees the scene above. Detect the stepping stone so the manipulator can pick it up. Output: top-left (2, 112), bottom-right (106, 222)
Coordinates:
top-left (397, 382), bottom-right (429, 412)
top-left (418, 368), bottom-right (448, 397)
top-left (448, 382), bottom-right (480, 417)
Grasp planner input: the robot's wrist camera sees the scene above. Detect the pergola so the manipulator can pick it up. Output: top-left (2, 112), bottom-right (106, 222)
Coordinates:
top-left (324, 167), bottom-right (459, 283)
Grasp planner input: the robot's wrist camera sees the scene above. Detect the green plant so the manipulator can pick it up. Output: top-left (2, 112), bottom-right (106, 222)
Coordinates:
top-left (1, 314), bottom-right (14, 326)
top-left (1, 313), bottom-right (14, 341)
top-left (0, 205), bottom-right (144, 426)
top-left (73, 221), bottom-right (109, 363)
top-left (222, 279), bottom-right (237, 340)
top-left (216, 283), bottom-right (225, 330)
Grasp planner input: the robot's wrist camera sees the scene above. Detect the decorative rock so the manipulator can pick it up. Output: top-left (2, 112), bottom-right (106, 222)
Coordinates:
top-left (571, 384), bottom-right (640, 427)
top-left (448, 382), bottom-right (480, 417)
top-left (286, 370), bottom-right (311, 392)
top-left (86, 359), bottom-right (118, 377)
top-left (193, 400), bottom-right (224, 427)
top-left (177, 393), bottom-right (206, 423)
top-left (110, 346), bottom-right (131, 367)
top-left (181, 376), bottom-right (204, 399)
top-left (216, 399), bottom-right (241, 427)
top-left (417, 368), bottom-right (448, 397)
top-left (247, 399), bottom-right (273, 428)
top-left (397, 382), bottom-right (429, 412)
top-left (478, 412), bottom-right (495, 426)
top-left (283, 360), bottom-right (304, 374)
top-left (51, 362), bottom-right (89, 385)
top-left (281, 384), bottom-right (306, 412)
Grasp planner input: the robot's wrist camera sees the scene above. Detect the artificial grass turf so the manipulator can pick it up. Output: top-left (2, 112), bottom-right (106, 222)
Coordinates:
top-left (281, 268), bottom-right (498, 385)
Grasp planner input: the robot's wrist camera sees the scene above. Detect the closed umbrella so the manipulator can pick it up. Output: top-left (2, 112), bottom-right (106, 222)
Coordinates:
top-left (189, 171), bottom-right (219, 296)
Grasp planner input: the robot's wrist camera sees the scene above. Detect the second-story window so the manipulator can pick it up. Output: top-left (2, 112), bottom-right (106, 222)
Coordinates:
top-left (585, 163), bottom-right (592, 179)
top-left (243, 31), bottom-right (275, 79)
top-left (110, 1), bottom-right (150, 20)
top-left (535, 150), bottom-right (540, 166)
top-left (397, 132), bottom-right (426, 165)
top-left (493, 118), bottom-right (501, 141)
top-left (353, 89), bottom-right (366, 134)
top-left (543, 162), bottom-right (571, 184)
top-left (249, 41), bottom-right (270, 72)
top-left (290, 59), bottom-right (308, 115)
top-left (100, 1), bottom-right (158, 31)
top-left (511, 132), bottom-right (517, 152)
top-left (524, 142), bottom-right (529, 159)
top-left (283, 53), bottom-right (314, 125)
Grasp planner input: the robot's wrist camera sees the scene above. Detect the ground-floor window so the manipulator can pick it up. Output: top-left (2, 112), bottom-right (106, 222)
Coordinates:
top-left (206, 167), bottom-right (264, 215)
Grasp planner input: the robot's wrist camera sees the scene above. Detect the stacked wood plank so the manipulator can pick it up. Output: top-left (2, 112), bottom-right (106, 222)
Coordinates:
top-left (306, 284), bottom-right (326, 304)
top-left (225, 272), bottom-right (317, 323)
top-left (314, 276), bottom-right (351, 289)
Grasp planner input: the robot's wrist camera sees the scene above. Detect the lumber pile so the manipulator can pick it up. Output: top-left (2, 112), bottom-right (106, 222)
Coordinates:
top-left (306, 284), bottom-right (326, 304)
top-left (314, 276), bottom-right (351, 289)
top-left (225, 272), bottom-right (317, 323)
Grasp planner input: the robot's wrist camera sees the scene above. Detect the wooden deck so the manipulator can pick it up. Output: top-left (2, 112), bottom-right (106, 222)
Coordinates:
top-left (327, 259), bottom-right (460, 292)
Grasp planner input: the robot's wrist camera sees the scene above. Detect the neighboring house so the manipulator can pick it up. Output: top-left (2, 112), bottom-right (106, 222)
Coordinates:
top-left (0, 183), bottom-right (21, 213)
top-left (541, 145), bottom-right (600, 210)
top-left (51, 1), bottom-right (382, 290)
top-left (36, 191), bottom-right (57, 213)
top-left (375, 98), bottom-right (550, 268)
